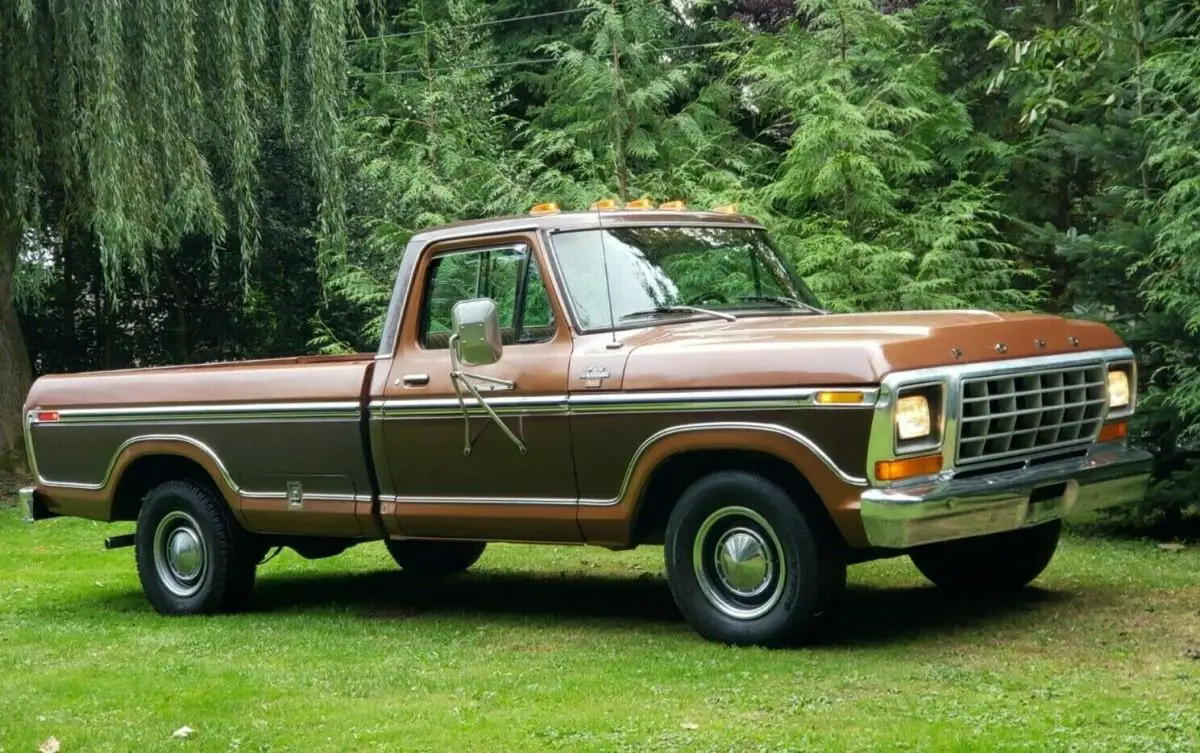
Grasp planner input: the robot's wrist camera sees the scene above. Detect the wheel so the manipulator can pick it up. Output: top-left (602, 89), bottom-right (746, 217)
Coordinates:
top-left (663, 471), bottom-right (847, 646)
top-left (908, 520), bottom-right (1062, 592)
top-left (384, 539), bottom-right (486, 577)
top-left (134, 479), bottom-right (260, 615)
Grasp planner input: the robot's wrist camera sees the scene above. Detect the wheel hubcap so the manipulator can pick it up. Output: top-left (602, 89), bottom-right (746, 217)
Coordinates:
top-left (153, 511), bottom-right (208, 597)
top-left (693, 506), bottom-right (786, 621)
top-left (714, 528), bottom-right (772, 597)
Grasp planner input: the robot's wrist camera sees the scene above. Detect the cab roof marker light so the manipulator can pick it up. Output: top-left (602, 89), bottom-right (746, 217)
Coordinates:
top-left (659, 200), bottom-right (687, 210)
top-left (529, 202), bottom-right (560, 215)
top-left (625, 198), bottom-right (654, 210)
top-left (591, 198), bottom-right (619, 211)
top-left (712, 204), bottom-right (737, 214)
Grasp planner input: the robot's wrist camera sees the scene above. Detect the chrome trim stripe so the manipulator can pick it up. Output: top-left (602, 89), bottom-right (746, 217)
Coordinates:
top-left (242, 492), bottom-right (370, 503)
top-left (384, 495), bottom-right (577, 507)
top-left (33, 433), bottom-right (241, 491)
top-left (30, 402), bottom-right (361, 425)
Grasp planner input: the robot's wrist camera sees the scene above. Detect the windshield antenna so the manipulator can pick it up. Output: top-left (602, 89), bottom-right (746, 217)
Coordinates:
top-left (596, 202), bottom-right (621, 348)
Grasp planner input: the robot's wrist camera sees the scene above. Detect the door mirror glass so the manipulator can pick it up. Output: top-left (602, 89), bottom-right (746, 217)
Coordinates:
top-left (451, 298), bottom-right (503, 367)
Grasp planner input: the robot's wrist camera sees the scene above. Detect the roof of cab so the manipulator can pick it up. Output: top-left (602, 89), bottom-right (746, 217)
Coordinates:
top-left (409, 209), bottom-right (765, 245)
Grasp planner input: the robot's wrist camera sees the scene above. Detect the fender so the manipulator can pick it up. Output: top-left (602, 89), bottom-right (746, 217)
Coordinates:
top-left (33, 435), bottom-right (246, 527)
top-left (576, 421), bottom-right (871, 548)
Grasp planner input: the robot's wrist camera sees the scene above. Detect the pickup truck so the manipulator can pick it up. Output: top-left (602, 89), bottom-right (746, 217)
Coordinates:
top-left (19, 201), bottom-right (1154, 646)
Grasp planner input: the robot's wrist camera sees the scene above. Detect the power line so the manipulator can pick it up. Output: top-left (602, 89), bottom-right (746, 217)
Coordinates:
top-left (350, 40), bottom-right (739, 79)
top-left (346, 7), bottom-right (591, 45)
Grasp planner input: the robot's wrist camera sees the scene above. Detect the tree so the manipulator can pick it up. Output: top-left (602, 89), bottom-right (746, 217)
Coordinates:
top-left (0, 0), bottom-right (351, 471)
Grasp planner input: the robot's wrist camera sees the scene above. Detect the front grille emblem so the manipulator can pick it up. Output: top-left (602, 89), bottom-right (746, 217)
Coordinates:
top-left (1035, 338), bottom-right (1046, 350)
top-left (995, 343), bottom-right (1008, 354)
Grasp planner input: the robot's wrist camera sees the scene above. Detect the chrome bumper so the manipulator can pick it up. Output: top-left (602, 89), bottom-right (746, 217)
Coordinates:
top-left (17, 487), bottom-right (56, 523)
top-left (859, 444), bottom-right (1153, 549)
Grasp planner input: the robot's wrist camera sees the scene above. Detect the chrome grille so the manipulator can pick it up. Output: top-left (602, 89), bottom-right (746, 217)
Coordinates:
top-left (956, 364), bottom-right (1107, 465)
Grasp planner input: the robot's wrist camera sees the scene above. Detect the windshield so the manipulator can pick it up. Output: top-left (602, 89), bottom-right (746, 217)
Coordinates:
top-left (548, 225), bottom-right (824, 330)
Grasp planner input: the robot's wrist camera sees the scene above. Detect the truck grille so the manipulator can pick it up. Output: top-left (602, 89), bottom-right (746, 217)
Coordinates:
top-left (956, 364), bottom-right (1107, 465)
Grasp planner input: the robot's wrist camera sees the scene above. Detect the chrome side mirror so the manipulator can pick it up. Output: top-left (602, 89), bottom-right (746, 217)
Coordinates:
top-left (451, 298), bottom-right (502, 367)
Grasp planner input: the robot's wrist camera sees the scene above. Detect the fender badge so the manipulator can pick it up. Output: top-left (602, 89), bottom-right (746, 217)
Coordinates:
top-left (580, 365), bottom-right (611, 389)
top-left (995, 343), bottom-right (1008, 354)
top-left (1035, 338), bottom-right (1046, 351)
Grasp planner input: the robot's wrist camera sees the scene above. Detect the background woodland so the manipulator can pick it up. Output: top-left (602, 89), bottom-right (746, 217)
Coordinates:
top-left (2, 0), bottom-right (1198, 533)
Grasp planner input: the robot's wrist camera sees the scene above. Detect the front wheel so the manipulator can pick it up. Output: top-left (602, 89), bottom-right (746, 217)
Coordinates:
top-left (663, 471), bottom-right (846, 646)
top-left (385, 539), bottom-right (487, 578)
top-left (908, 520), bottom-right (1062, 593)
top-left (135, 479), bottom-right (260, 615)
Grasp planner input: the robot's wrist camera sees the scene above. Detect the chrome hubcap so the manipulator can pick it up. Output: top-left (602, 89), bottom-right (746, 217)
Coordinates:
top-left (714, 528), bottom-right (772, 597)
top-left (153, 511), bottom-right (208, 597)
top-left (693, 506), bottom-right (786, 621)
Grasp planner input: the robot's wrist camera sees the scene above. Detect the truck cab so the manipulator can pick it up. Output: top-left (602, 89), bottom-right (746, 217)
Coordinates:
top-left (20, 201), bottom-right (1154, 646)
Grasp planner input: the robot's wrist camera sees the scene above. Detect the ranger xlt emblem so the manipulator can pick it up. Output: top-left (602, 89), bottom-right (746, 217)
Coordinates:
top-left (579, 365), bottom-right (611, 388)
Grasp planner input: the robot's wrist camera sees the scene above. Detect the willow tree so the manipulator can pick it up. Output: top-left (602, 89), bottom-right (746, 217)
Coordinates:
top-left (0, 0), bottom-right (354, 471)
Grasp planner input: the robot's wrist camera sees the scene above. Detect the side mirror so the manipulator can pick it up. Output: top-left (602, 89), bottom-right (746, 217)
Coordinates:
top-left (451, 298), bottom-right (503, 367)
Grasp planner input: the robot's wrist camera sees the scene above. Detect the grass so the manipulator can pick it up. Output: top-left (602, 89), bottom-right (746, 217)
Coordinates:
top-left (1, 502), bottom-right (1198, 752)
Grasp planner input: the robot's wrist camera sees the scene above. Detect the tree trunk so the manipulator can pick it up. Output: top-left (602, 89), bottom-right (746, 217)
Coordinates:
top-left (0, 221), bottom-right (33, 473)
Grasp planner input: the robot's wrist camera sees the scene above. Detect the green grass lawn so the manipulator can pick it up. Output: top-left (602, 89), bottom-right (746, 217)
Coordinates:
top-left (1, 501), bottom-right (1198, 752)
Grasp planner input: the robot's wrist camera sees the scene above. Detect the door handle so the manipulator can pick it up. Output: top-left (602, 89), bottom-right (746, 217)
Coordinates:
top-left (398, 373), bottom-right (430, 387)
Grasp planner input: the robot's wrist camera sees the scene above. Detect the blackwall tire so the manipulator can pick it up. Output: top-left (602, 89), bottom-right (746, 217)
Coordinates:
top-left (909, 520), bottom-right (1062, 592)
top-left (134, 479), bottom-right (259, 615)
top-left (385, 539), bottom-right (487, 577)
top-left (663, 471), bottom-right (846, 646)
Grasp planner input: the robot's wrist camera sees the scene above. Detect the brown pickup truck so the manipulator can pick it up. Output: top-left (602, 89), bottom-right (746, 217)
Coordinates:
top-left (19, 201), bottom-right (1153, 645)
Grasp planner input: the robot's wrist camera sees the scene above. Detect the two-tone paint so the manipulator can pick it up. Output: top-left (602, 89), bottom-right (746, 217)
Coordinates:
top-left (21, 208), bottom-right (1148, 553)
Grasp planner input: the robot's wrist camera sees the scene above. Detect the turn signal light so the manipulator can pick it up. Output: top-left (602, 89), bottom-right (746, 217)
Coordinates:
top-left (815, 390), bottom-right (865, 405)
top-left (591, 198), bottom-right (619, 211)
top-left (875, 454), bottom-right (943, 482)
top-left (529, 202), bottom-right (560, 215)
top-left (712, 204), bottom-right (737, 214)
top-left (35, 410), bottom-right (61, 423)
top-left (659, 200), bottom-right (687, 210)
top-left (1098, 420), bottom-right (1128, 443)
top-left (625, 198), bottom-right (654, 210)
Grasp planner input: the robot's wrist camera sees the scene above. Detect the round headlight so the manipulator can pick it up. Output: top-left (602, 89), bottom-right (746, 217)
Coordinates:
top-left (1108, 369), bottom-right (1130, 409)
top-left (896, 394), bottom-right (932, 440)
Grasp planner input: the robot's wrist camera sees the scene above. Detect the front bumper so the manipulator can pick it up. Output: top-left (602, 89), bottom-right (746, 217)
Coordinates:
top-left (17, 487), bottom-right (57, 523)
top-left (859, 444), bottom-right (1153, 549)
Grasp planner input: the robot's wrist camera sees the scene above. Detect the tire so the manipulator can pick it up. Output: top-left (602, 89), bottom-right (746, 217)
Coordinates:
top-left (134, 479), bottom-right (260, 615)
top-left (384, 539), bottom-right (486, 577)
top-left (663, 471), bottom-right (847, 646)
top-left (909, 519), bottom-right (1062, 593)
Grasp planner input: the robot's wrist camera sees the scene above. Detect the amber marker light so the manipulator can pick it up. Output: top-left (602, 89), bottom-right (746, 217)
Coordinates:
top-left (814, 390), bottom-right (865, 405)
top-left (875, 454), bottom-right (943, 482)
top-left (625, 198), bottom-right (654, 210)
top-left (591, 198), bottom-right (619, 211)
top-left (659, 200), bottom-right (687, 210)
top-left (1098, 420), bottom-right (1128, 443)
top-left (712, 204), bottom-right (737, 214)
top-left (35, 410), bottom-right (61, 423)
top-left (529, 202), bottom-right (560, 215)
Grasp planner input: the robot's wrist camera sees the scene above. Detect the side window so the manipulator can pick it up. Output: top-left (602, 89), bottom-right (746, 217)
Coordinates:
top-left (421, 245), bottom-right (557, 349)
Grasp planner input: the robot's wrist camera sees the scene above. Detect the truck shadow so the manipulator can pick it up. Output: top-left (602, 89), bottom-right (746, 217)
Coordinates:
top-left (246, 569), bottom-right (1076, 646)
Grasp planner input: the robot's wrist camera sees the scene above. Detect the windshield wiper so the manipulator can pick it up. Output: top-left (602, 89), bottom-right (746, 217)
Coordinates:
top-left (619, 305), bottom-right (737, 323)
top-left (735, 295), bottom-right (827, 315)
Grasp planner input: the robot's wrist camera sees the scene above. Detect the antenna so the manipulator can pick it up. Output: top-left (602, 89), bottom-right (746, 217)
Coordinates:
top-left (595, 203), bottom-right (621, 348)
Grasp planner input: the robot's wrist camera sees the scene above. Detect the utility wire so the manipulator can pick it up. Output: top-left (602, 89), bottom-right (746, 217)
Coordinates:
top-left (350, 40), bottom-right (738, 79)
top-left (346, 6), bottom-right (591, 45)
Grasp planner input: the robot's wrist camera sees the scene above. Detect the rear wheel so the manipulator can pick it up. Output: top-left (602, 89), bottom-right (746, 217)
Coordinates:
top-left (385, 539), bottom-right (487, 578)
top-left (663, 471), bottom-right (846, 646)
top-left (135, 479), bottom-right (260, 615)
top-left (909, 520), bottom-right (1062, 592)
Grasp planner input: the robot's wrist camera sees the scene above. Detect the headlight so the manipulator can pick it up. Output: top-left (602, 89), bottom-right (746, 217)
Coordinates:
top-left (896, 394), bottom-right (932, 440)
top-left (1108, 369), bottom-right (1130, 409)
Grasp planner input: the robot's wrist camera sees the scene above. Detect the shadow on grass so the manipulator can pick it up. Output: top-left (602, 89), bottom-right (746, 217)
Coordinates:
top-left (229, 567), bottom-right (1077, 646)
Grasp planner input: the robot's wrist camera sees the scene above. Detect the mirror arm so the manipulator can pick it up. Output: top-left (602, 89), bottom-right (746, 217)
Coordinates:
top-left (448, 334), bottom-right (527, 457)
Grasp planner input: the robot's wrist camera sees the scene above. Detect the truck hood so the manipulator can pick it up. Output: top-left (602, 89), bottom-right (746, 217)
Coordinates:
top-left (617, 310), bottom-right (1126, 390)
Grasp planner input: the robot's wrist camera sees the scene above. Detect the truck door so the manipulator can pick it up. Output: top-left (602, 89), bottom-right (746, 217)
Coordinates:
top-left (375, 232), bottom-right (582, 542)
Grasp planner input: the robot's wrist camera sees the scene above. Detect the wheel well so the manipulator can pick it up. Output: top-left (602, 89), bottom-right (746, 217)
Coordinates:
top-left (630, 449), bottom-right (843, 547)
top-left (110, 455), bottom-right (223, 522)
